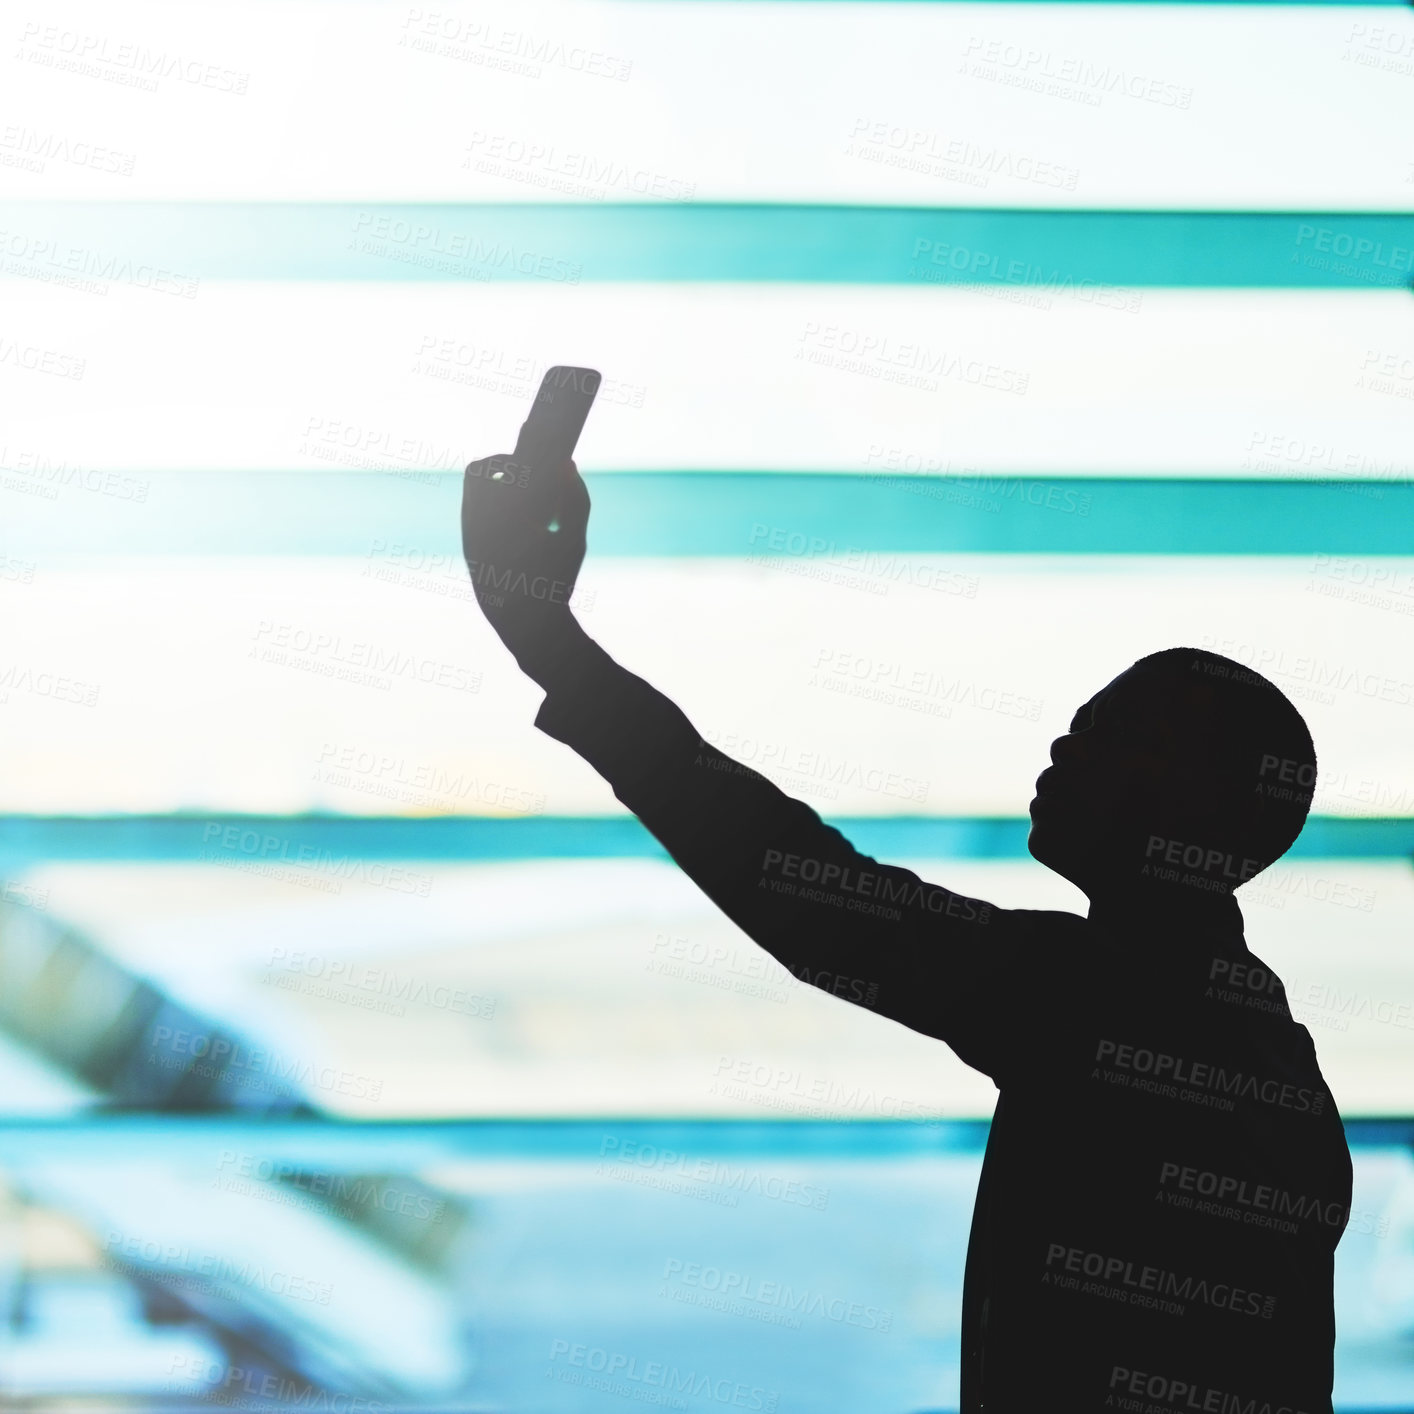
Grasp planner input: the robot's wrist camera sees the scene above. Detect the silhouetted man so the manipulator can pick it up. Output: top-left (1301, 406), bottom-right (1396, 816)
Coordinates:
top-left (462, 450), bottom-right (1351, 1414)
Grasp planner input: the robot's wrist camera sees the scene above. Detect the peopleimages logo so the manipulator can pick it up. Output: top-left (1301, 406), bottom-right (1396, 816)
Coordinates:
top-left (168, 1355), bottom-right (390, 1412)
top-left (546, 1341), bottom-right (778, 1410)
top-left (104, 1233), bottom-right (333, 1305)
top-left (1156, 1160), bottom-right (1363, 1236)
top-left (661, 1259), bottom-right (893, 1331)
top-left (1144, 834), bottom-right (1263, 884)
top-left (1293, 224), bottom-right (1413, 273)
top-left (212, 1151), bottom-right (447, 1223)
top-left (596, 1135), bottom-right (830, 1210)
top-left (1094, 1040), bottom-right (1325, 1115)
top-left (760, 848), bottom-right (990, 923)
top-left (1108, 1364), bottom-right (1311, 1414)
top-left (1045, 1243), bottom-right (1276, 1319)
top-left (958, 36), bottom-right (1193, 109)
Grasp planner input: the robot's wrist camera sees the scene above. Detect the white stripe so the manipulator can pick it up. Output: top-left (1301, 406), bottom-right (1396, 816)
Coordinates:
top-left (1, 557), bottom-right (1409, 814)
top-left (1, 2), bottom-right (1411, 207)
top-left (0, 281), bottom-right (1410, 474)
top-left (22, 857), bottom-right (1414, 1118)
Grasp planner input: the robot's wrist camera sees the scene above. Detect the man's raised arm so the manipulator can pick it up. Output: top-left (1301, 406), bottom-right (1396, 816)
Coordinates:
top-left (462, 449), bottom-right (1026, 1068)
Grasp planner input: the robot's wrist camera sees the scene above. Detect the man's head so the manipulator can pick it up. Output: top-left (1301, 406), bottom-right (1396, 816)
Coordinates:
top-left (1027, 648), bottom-right (1316, 898)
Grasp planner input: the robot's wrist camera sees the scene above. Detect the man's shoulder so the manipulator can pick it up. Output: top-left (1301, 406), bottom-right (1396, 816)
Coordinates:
top-left (985, 905), bottom-right (1102, 970)
top-left (957, 906), bottom-right (1107, 1040)
top-left (992, 905), bottom-right (1089, 938)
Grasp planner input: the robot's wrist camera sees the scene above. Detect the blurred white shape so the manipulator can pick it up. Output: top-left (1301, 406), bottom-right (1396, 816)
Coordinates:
top-left (0, 282), bottom-right (1409, 475)
top-left (0, 0), bottom-right (1409, 207)
top-left (9, 859), bottom-right (1414, 1119)
top-left (1, 557), bottom-right (1411, 816)
top-left (21, 1162), bottom-right (469, 1393)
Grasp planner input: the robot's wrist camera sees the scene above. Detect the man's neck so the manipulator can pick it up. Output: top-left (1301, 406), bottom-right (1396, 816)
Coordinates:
top-left (1086, 875), bottom-right (1246, 942)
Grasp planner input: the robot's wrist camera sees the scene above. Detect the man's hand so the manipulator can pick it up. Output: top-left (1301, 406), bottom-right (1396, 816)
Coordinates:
top-left (461, 450), bottom-right (590, 681)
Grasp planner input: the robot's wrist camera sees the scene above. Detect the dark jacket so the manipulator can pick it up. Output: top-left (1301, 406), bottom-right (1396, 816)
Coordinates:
top-left (532, 625), bottom-right (1352, 1414)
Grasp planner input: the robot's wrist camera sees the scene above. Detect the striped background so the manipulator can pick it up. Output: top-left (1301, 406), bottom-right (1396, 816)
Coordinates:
top-left (3, 6), bottom-right (1414, 1411)
top-left (1, 0), bottom-right (1413, 1117)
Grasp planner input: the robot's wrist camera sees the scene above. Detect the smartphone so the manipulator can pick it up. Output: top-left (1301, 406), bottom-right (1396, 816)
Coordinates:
top-left (512, 365), bottom-right (601, 469)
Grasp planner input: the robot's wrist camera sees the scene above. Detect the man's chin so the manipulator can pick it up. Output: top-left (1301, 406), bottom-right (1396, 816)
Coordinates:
top-left (1027, 812), bottom-right (1094, 882)
top-left (1026, 815), bottom-right (1062, 868)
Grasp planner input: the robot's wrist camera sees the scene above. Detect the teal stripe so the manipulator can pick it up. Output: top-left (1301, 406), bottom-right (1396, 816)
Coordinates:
top-left (1, 204), bottom-right (1411, 287)
top-left (0, 1117), bottom-right (990, 1164)
top-left (9, 473), bottom-right (1413, 557)
top-left (0, 1118), bottom-right (1401, 1168)
top-left (0, 815), bottom-right (1408, 863)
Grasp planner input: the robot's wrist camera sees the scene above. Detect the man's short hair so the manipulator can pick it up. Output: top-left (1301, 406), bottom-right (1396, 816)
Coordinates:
top-left (1130, 647), bottom-right (1316, 873)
